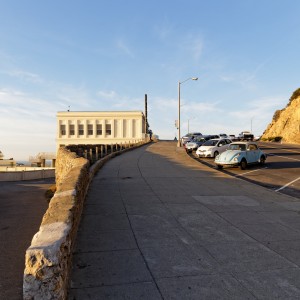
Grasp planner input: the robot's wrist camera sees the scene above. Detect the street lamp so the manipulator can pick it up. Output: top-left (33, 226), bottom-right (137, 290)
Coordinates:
top-left (177, 77), bottom-right (198, 147)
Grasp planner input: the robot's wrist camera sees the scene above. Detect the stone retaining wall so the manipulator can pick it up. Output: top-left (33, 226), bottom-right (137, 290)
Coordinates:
top-left (23, 142), bottom-right (149, 299)
top-left (23, 147), bottom-right (90, 299)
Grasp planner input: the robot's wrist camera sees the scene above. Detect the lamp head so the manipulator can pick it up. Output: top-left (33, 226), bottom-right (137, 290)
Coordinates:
top-left (192, 77), bottom-right (198, 80)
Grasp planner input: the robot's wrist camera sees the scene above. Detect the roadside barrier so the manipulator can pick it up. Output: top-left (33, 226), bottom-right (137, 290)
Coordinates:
top-left (23, 140), bottom-right (151, 299)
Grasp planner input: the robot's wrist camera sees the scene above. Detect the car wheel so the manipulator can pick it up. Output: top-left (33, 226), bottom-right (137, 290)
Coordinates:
top-left (260, 156), bottom-right (266, 165)
top-left (214, 151), bottom-right (219, 158)
top-left (240, 159), bottom-right (247, 170)
top-left (217, 164), bottom-right (223, 170)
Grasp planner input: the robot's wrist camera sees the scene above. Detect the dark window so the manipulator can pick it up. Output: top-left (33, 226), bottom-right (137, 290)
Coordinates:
top-left (78, 124), bottom-right (84, 135)
top-left (88, 124), bottom-right (93, 135)
top-left (60, 125), bottom-right (66, 135)
top-left (69, 124), bottom-right (75, 135)
top-left (106, 124), bottom-right (111, 135)
top-left (249, 144), bottom-right (258, 151)
top-left (97, 124), bottom-right (102, 135)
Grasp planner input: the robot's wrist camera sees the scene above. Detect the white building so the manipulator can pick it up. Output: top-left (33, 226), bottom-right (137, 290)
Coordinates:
top-left (0, 150), bottom-right (16, 167)
top-left (56, 111), bottom-right (147, 150)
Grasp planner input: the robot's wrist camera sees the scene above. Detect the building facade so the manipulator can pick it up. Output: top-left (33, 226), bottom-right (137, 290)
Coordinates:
top-left (56, 111), bottom-right (146, 150)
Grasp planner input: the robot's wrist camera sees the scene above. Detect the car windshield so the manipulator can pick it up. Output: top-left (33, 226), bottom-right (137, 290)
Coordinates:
top-left (193, 137), bottom-right (205, 142)
top-left (229, 144), bottom-right (246, 151)
top-left (203, 139), bottom-right (218, 146)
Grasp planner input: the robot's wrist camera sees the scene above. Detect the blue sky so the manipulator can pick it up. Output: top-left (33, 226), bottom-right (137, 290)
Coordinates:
top-left (1, 0), bottom-right (300, 160)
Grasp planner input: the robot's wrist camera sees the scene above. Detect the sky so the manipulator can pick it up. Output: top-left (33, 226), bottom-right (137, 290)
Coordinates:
top-left (1, 0), bottom-right (300, 160)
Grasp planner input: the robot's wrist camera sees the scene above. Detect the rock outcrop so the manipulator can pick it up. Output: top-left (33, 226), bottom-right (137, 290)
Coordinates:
top-left (262, 88), bottom-right (300, 143)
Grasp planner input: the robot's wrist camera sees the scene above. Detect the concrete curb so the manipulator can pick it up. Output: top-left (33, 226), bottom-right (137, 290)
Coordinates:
top-left (23, 142), bottom-right (151, 300)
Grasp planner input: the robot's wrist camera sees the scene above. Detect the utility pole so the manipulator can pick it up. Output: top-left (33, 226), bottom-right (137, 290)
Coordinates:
top-left (144, 94), bottom-right (148, 137)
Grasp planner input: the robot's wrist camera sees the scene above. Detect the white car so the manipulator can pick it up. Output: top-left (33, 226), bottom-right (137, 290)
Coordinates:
top-left (196, 138), bottom-right (232, 158)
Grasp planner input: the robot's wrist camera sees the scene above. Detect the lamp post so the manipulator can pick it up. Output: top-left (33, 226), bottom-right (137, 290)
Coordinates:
top-left (177, 77), bottom-right (198, 147)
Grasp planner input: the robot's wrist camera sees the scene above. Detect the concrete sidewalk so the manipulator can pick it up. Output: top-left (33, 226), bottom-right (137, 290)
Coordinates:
top-left (68, 141), bottom-right (300, 299)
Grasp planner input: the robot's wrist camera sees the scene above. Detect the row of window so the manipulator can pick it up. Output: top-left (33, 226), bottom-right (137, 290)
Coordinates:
top-left (60, 124), bottom-right (111, 136)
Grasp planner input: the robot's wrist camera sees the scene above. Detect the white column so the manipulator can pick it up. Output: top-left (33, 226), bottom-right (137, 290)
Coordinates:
top-left (102, 119), bottom-right (106, 138)
top-left (66, 120), bottom-right (70, 138)
top-left (93, 119), bottom-right (97, 138)
top-left (57, 119), bottom-right (62, 138)
top-left (129, 119), bottom-right (133, 138)
top-left (84, 120), bottom-right (88, 138)
top-left (111, 119), bottom-right (115, 138)
top-left (75, 120), bottom-right (79, 138)
top-left (120, 119), bottom-right (124, 138)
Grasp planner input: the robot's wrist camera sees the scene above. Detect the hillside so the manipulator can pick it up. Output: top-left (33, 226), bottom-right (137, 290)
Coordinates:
top-left (262, 88), bottom-right (300, 144)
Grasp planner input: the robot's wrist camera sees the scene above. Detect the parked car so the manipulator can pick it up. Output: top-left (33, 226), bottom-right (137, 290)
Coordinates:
top-left (196, 138), bottom-right (232, 158)
top-left (214, 141), bottom-right (267, 170)
top-left (185, 136), bottom-right (209, 152)
top-left (207, 134), bottom-right (221, 139)
top-left (181, 132), bottom-right (202, 145)
top-left (238, 131), bottom-right (254, 141)
top-left (229, 134), bottom-right (239, 141)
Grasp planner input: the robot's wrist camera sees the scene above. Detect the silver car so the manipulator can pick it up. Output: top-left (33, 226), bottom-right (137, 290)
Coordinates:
top-left (196, 138), bottom-right (232, 158)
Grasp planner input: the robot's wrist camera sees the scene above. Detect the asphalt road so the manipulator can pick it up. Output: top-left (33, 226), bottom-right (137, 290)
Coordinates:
top-left (0, 178), bottom-right (54, 300)
top-left (69, 141), bottom-right (300, 299)
top-left (190, 141), bottom-right (300, 199)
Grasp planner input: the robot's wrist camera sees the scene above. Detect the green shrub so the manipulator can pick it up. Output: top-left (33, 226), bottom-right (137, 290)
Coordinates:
top-left (266, 136), bottom-right (282, 142)
top-left (288, 88), bottom-right (300, 106)
top-left (272, 110), bottom-right (282, 122)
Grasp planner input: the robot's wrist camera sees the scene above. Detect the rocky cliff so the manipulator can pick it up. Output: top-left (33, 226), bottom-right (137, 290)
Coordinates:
top-left (262, 88), bottom-right (300, 144)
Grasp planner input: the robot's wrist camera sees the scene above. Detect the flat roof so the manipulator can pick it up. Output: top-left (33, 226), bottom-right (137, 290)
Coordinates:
top-left (57, 111), bottom-right (144, 117)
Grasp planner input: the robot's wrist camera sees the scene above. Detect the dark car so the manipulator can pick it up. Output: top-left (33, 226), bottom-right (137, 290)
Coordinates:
top-left (181, 132), bottom-right (202, 145)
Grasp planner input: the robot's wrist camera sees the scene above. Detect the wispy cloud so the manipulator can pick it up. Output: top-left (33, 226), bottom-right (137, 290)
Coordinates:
top-left (55, 85), bottom-right (95, 110)
top-left (177, 34), bottom-right (204, 62)
top-left (0, 88), bottom-right (56, 118)
top-left (219, 58), bottom-right (271, 89)
top-left (97, 90), bottom-right (118, 99)
top-left (226, 95), bottom-right (287, 133)
top-left (154, 18), bottom-right (173, 40)
top-left (0, 88), bottom-right (57, 159)
top-left (181, 100), bottom-right (219, 114)
top-left (6, 69), bottom-right (43, 83)
top-left (115, 38), bottom-right (134, 58)
top-left (96, 89), bottom-right (145, 111)
top-left (190, 37), bottom-right (203, 61)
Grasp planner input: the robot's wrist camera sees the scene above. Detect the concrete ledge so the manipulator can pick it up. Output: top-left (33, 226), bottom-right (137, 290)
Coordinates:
top-left (23, 142), bottom-right (150, 299)
top-left (0, 169), bottom-right (55, 182)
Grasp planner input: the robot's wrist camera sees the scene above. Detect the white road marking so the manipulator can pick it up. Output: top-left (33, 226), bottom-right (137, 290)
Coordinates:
top-left (235, 167), bottom-right (268, 177)
top-left (268, 153), bottom-right (300, 162)
top-left (275, 176), bottom-right (300, 192)
top-left (263, 144), bottom-right (300, 154)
